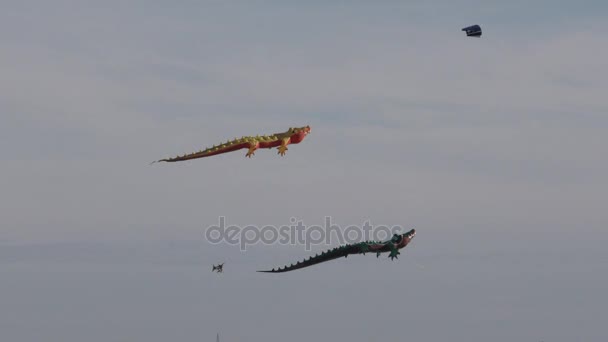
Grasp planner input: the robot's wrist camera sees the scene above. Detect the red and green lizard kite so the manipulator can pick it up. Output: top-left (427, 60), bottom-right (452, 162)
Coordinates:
top-left (153, 126), bottom-right (311, 163)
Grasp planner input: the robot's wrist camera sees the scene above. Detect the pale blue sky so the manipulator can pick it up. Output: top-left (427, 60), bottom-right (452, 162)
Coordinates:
top-left (1, 1), bottom-right (607, 341)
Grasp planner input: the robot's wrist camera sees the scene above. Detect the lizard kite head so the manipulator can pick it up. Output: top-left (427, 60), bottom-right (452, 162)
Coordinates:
top-left (391, 229), bottom-right (416, 249)
top-left (285, 125), bottom-right (311, 144)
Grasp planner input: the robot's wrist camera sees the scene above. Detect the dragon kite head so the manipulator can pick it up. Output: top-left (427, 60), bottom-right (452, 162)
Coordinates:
top-left (286, 125), bottom-right (311, 143)
top-left (391, 229), bottom-right (416, 249)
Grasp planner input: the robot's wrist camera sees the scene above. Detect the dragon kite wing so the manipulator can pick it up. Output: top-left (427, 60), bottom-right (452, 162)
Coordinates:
top-left (258, 229), bottom-right (416, 273)
top-left (152, 126), bottom-right (310, 163)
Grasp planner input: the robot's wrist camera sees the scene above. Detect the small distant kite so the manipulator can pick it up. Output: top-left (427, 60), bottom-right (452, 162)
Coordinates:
top-left (212, 263), bottom-right (224, 273)
top-left (152, 126), bottom-right (311, 163)
top-left (462, 24), bottom-right (482, 37)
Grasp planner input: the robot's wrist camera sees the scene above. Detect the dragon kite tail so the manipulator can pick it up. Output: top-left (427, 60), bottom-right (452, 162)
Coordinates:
top-left (257, 229), bottom-right (416, 273)
top-left (257, 245), bottom-right (360, 273)
top-left (152, 126), bottom-right (311, 163)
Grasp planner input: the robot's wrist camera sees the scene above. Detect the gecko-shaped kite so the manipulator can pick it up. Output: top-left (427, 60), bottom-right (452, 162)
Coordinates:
top-left (258, 229), bottom-right (416, 273)
top-left (153, 126), bottom-right (310, 163)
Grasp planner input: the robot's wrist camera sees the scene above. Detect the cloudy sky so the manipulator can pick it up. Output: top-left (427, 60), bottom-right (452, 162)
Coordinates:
top-left (1, 1), bottom-right (607, 341)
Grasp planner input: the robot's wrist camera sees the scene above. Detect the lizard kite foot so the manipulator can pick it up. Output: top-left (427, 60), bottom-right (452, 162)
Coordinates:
top-left (358, 243), bottom-right (370, 255)
top-left (389, 249), bottom-right (400, 260)
top-left (246, 145), bottom-right (257, 158)
top-left (277, 145), bottom-right (288, 156)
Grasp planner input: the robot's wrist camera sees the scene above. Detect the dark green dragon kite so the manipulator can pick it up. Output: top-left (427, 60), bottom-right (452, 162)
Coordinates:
top-left (258, 229), bottom-right (416, 273)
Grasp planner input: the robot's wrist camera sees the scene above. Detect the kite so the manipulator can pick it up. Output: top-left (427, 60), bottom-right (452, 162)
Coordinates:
top-left (462, 24), bottom-right (482, 37)
top-left (258, 229), bottom-right (416, 273)
top-left (153, 126), bottom-right (311, 163)
top-left (212, 263), bottom-right (224, 273)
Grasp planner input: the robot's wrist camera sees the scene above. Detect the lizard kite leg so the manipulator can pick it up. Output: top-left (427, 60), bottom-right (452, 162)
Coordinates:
top-left (277, 137), bottom-right (291, 156)
top-left (246, 141), bottom-right (259, 158)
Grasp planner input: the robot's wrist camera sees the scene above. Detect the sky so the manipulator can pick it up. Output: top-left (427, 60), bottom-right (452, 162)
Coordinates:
top-left (1, 1), bottom-right (607, 341)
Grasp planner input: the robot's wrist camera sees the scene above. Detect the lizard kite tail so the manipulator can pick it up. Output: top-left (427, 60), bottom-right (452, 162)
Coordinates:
top-left (152, 126), bottom-right (311, 163)
top-left (258, 229), bottom-right (416, 273)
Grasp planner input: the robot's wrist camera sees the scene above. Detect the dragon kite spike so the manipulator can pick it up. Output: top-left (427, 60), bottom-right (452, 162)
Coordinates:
top-left (258, 229), bottom-right (416, 273)
top-left (152, 126), bottom-right (311, 163)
